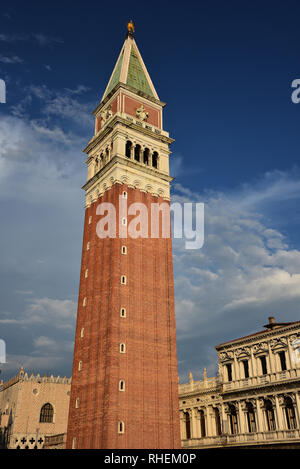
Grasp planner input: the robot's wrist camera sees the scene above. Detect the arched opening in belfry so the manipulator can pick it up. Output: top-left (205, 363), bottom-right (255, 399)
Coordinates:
top-left (134, 144), bottom-right (141, 162)
top-left (125, 140), bottom-right (132, 158)
top-left (143, 148), bottom-right (150, 165)
top-left (152, 151), bottom-right (158, 168)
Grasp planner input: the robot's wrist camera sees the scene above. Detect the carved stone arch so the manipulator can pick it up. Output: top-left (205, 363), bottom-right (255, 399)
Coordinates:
top-left (235, 347), bottom-right (250, 359)
top-left (133, 179), bottom-right (141, 188)
top-left (145, 184), bottom-right (153, 193)
top-left (253, 342), bottom-right (268, 355)
top-left (270, 338), bottom-right (288, 351)
top-left (219, 351), bottom-right (234, 362)
top-left (264, 396), bottom-right (276, 408)
top-left (121, 175), bottom-right (129, 184)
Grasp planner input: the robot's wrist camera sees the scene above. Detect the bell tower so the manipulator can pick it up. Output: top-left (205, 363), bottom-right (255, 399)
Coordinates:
top-left (66, 23), bottom-right (181, 449)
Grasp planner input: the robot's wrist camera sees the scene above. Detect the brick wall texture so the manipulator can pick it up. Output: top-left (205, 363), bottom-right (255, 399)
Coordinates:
top-left (66, 184), bottom-right (181, 449)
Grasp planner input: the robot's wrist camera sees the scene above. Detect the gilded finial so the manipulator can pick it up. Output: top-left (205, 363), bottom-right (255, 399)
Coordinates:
top-left (127, 20), bottom-right (135, 36)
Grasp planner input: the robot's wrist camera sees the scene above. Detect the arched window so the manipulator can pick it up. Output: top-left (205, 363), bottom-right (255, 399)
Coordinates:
top-left (119, 380), bottom-right (125, 391)
top-left (134, 144), bottom-right (141, 162)
top-left (229, 404), bottom-right (238, 434)
top-left (214, 407), bottom-right (222, 435)
top-left (125, 141), bottom-right (132, 158)
top-left (120, 343), bottom-right (126, 353)
top-left (265, 399), bottom-right (276, 431)
top-left (143, 148), bottom-right (150, 165)
top-left (199, 410), bottom-right (206, 437)
top-left (183, 411), bottom-right (191, 439)
top-left (284, 396), bottom-right (296, 429)
top-left (152, 151), bottom-right (158, 168)
top-left (121, 275), bottom-right (127, 285)
top-left (39, 403), bottom-right (54, 423)
top-left (246, 402), bottom-right (256, 433)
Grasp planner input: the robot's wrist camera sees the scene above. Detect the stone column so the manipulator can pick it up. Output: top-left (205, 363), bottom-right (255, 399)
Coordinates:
top-left (268, 342), bottom-right (274, 374)
top-left (179, 411), bottom-right (186, 440)
top-left (205, 406), bottom-right (212, 436)
top-left (237, 401), bottom-right (245, 434)
top-left (191, 408), bottom-right (199, 439)
top-left (255, 398), bottom-right (264, 432)
top-left (220, 403), bottom-right (227, 434)
top-left (294, 392), bottom-right (300, 428)
top-left (274, 395), bottom-right (284, 430)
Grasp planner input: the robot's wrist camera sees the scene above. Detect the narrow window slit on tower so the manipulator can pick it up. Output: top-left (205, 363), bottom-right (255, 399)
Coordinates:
top-left (83, 297), bottom-right (87, 307)
top-left (87, 242), bottom-right (90, 251)
top-left (121, 276), bottom-right (126, 285)
top-left (78, 361), bottom-right (82, 371)
top-left (119, 380), bottom-right (125, 391)
top-left (122, 246), bottom-right (127, 255)
top-left (120, 343), bottom-right (126, 353)
top-left (118, 421), bottom-right (125, 434)
top-left (120, 307), bottom-right (126, 318)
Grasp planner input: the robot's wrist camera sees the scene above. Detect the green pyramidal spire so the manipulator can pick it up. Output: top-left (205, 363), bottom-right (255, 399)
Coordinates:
top-left (102, 33), bottom-right (159, 101)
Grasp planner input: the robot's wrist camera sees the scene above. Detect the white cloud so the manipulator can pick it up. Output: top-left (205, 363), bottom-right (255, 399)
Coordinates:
top-left (0, 55), bottom-right (23, 64)
top-left (173, 176), bottom-right (300, 379)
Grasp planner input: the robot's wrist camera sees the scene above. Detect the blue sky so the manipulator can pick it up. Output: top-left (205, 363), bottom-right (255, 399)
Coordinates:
top-left (1, 0), bottom-right (300, 382)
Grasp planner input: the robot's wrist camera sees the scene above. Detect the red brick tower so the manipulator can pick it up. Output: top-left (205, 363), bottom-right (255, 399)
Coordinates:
top-left (66, 25), bottom-right (181, 449)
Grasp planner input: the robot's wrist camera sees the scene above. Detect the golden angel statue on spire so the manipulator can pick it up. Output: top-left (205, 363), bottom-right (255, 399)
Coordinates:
top-left (127, 20), bottom-right (135, 35)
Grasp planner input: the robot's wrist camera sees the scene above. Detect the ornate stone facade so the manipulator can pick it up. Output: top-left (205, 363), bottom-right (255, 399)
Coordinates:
top-left (179, 317), bottom-right (300, 448)
top-left (0, 369), bottom-right (71, 449)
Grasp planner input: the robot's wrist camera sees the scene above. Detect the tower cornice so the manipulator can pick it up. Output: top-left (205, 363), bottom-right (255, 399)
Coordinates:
top-left (82, 153), bottom-right (173, 192)
top-left (84, 114), bottom-right (174, 155)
